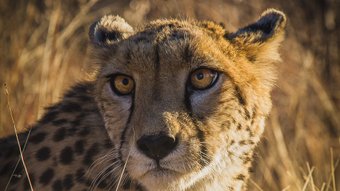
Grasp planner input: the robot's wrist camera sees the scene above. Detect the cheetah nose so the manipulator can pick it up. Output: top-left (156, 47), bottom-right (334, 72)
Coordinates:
top-left (137, 134), bottom-right (178, 160)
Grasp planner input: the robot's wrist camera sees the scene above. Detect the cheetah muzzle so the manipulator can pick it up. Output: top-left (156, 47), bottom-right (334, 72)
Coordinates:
top-left (1, 9), bottom-right (286, 191)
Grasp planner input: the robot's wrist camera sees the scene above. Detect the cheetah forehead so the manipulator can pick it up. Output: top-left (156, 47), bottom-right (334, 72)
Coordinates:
top-left (90, 11), bottom-right (286, 116)
top-left (91, 17), bottom-right (235, 74)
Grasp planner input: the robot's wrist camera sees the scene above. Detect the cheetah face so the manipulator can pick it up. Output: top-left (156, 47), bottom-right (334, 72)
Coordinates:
top-left (90, 11), bottom-right (286, 191)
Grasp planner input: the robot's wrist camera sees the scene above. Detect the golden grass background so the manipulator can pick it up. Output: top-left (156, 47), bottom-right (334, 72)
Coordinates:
top-left (0, 0), bottom-right (339, 190)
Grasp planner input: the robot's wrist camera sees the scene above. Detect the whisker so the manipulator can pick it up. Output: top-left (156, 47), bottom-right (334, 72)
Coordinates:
top-left (89, 162), bottom-right (117, 191)
top-left (90, 159), bottom-right (122, 191)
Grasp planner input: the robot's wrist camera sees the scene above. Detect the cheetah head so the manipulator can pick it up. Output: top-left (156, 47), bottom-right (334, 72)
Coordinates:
top-left (90, 9), bottom-right (286, 191)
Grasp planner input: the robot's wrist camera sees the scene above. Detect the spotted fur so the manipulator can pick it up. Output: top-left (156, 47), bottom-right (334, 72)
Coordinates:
top-left (0, 9), bottom-right (286, 191)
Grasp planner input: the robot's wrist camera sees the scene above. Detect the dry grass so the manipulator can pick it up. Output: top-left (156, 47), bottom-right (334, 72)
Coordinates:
top-left (0, 0), bottom-right (339, 190)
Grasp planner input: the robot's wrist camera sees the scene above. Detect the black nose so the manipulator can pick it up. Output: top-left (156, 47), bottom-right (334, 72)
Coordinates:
top-left (137, 134), bottom-right (178, 160)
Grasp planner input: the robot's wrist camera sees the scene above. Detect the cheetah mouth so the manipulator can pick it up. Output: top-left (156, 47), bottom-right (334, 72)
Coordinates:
top-left (138, 167), bottom-right (183, 184)
top-left (150, 167), bottom-right (177, 173)
top-left (143, 166), bottom-right (181, 177)
top-left (134, 162), bottom-right (187, 181)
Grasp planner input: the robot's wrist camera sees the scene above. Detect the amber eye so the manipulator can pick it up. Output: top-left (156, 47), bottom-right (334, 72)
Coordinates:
top-left (190, 68), bottom-right (218, 90)
top-left (109, 74), bottom-right (135, 95)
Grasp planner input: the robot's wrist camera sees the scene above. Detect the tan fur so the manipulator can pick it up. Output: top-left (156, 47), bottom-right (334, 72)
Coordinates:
top-left (93, 9), bottom-right (286, 191)
top-left (0, 9), bottom-right (286, 191)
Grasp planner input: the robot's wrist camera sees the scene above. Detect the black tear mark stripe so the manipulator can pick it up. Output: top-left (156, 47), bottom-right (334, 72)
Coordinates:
top-left (118, 48), bottom-right (134, 163)
top-left (183, 44), bottom-right (193, 63)
top-left (118, 93), bottom-right (135, 162)
top-left (184, 80), bottom-right (210, 167)
top-left (152, 44), bottom-right (161, 100)
top-left (184, 73), bottom-right (194, 112)
top-left (154, 44), bottom-right (160, 70)
top-left (235, 86), bottom-right (246, 106)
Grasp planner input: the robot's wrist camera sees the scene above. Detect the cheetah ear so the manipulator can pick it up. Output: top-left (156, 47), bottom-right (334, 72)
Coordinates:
top-left (89, 15), bottom-right (134, 46)
top-left (227, 9), bottom-right (286, 62)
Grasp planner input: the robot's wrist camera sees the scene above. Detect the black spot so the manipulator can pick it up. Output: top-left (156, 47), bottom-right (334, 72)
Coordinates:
top-left (40, 110), bottom-right (58, 124)
top-left (243, 156), bottom-right (252, 164)
top-left (63, 174), bottom-right (74, 189)
top-left (60, 102), bottom-right (82, 112)
top-left (247, 127), bottom-right (254, 137)
top-left (237, 124), bottom-right (242, 130)
top-left (83, 143), bottom-right (99, 165)
top-left (252, 108), bottom-right (257, 119)
top-left (221, 121), bottom-right (230, 129)
top-left (244, 109), bottom-right (251, 120)
top-left (236, 174), bottom-right (246, 180)
top-left (60, 146), bottom-right (74, 164)
top-left (251, 118), bottom-right (255, 125)
top-left (75, 168), bottom-right (85, 183)
top-left (235, 86), bottom-right (246, 105)
top-left (74, 140), bottom-right (85, 155)
top-left (39, 168), bottom-right (54, 185)
top-left (29, 132), bottom-right (47, 144)
top-left (239, 140), bottom-right (246, 145)
top-left (53, 127), bottom-right (66, 142)
top-left (52, 119), bottom-right (68, 126)
top-left (78, 126), bottom-right (90, 136)
top-left (36, 147), bottom-right (51, 161)
top-left (52, 179), bottom-right (63, 191)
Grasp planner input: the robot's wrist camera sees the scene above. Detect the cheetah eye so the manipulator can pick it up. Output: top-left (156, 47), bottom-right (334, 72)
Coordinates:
top-left (109, 74), bottom-right (135, 95)
top-left (190, 68), bottom-right (218, 90)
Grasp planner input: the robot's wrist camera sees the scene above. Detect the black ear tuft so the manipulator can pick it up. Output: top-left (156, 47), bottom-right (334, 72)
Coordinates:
top-left (89, 15), bottom-right (134, 46)
top-left (227, 9), bottom-right (286, 42)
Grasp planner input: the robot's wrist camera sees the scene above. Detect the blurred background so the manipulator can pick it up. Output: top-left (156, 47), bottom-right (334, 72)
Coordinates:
top-left (0, 0), bottom-right (339, 190)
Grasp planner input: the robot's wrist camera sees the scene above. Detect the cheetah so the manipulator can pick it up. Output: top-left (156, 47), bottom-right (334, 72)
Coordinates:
top-left (0, 9), bottom-right (286, 191)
